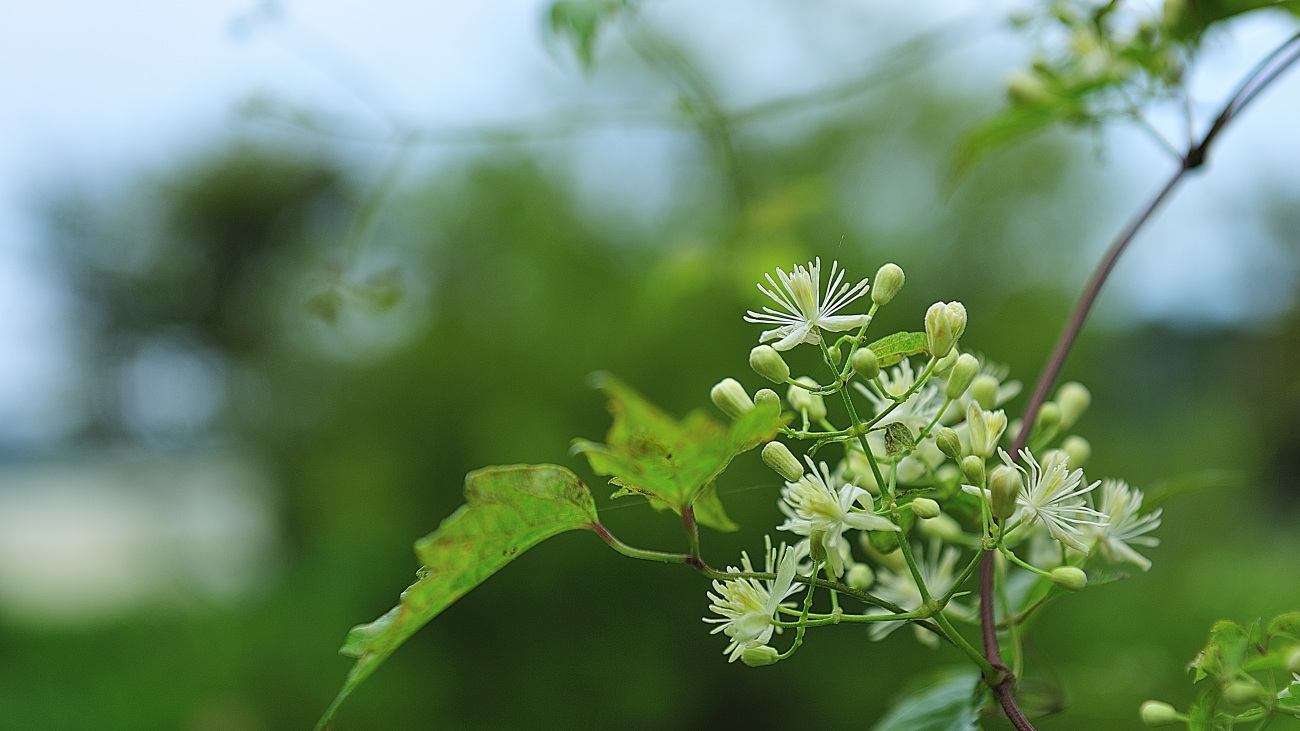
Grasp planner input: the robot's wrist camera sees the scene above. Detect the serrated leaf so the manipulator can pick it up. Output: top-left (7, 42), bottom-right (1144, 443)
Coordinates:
top-left (1267, 612), bottom-right (1300, 641)
top-left (872, 666), bottom-right (986, 731)
top-left (863, 331), bottom-right (930, 368)
top-left (571, 373), bottom-right (781, 531)
top-left (317, 464), bottom-right (598, 730)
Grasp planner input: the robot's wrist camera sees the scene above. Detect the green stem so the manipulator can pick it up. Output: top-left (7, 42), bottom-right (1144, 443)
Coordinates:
top-left (998, 545), bottom-right (1051, 578)
top-left (940, 548), bottom-right (987, 606)
top-left (931, 609), bottom-right (999, 679)
top-left (593, 524), bottom-right (693, 564)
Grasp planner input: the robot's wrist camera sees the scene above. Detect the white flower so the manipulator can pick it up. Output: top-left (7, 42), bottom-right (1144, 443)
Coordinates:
top-left (744, 258), bottom-right (871, 351)
top-left (1002, 448), bottom-right (1104, 552)
top-left (704, 537), bottom-right (802, 662)
top-left (866, 541), bottom-right (971, 647)
top-left (1083, 479), bottom-right (1161, 570)
top-left (966, 403), bottom-right (1008, 459)
top-left (778, 457), bottom-right (898, 576)
top-left (853, 358), bottom-right (946, 435)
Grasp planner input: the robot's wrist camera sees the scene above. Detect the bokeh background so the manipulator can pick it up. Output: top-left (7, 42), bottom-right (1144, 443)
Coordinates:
top-left (2, 1), bottom-right (1299, 729)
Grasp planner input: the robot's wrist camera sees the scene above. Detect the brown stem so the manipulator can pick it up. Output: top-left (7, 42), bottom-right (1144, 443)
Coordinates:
top-left (978, 30), bottom-right (1300, 731)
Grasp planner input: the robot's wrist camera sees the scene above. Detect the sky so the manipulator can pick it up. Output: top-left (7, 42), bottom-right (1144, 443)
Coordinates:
top-left (1, 0), bottom-right (1299, 446)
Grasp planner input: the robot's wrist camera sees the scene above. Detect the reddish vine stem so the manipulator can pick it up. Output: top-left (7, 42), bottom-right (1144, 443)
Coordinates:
top-left (979, 30), bottom-right (1300, 731)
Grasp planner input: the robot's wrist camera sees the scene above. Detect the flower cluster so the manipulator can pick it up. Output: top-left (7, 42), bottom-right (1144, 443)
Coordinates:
top-left (704, 259), bottom-right (1161, 665)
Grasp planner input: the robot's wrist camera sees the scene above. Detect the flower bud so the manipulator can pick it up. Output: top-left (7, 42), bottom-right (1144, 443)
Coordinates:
top-left (1286, 646), bottom-right (1300, 674)
top-left (1050, 566), bottom-right (1087, 592)
top-left (989, 465), bottom-right (1022, 520)
top-left (762, 442), bottom-right (804, 482)
top-left (740, 645), bottom-right (781, 667)
top-left (967, 403), bottom-right (1008, 459)
top-left (846, 563), bottom-right (875, 590)
top-left (711, 378), bottom-right (753, 419)
top-left (944, 354), bottom-right (980, 399)
top-left (918, 513), bottom-right (964, 543)
top-left (851, 347), bottom-right (879, 380)
top-left (1033, 401), bottom-right (1061, 438)
top-left (936, 427), bottom-right (961, 460)
top-left (1055, 381), bottom-right (1091, 429)
top-left (866, 528), bottom-right (898, 554)
top-left (970, 374), bottom-right (999, 410)
top-left (924, 301), bottom-right (967, 358)
top-left (933, 348), bottom-right (959, 376)
top-left (749, 345), bottom-right (790, 384)
top-left (911, 497), bottom-right (940, 519)
top-left (1139, 700), bottom-right (1178, 726)
top-left (828, 342), bottom-right (844, 367)
top-left (1061, 435), bottom-right (1091, 470)
top-left (787, 377), bottom-right (826, 421)
top-left (1224, 680), bottom-right (1263, 706)
top-left (872, 263), bottom-right (905, 305)
top-left (809, 530), bottom-right (829, 564)
top-left (754, 388), bottom-right (780, 411)
top-left (961, 455), bottom-right (985, 487)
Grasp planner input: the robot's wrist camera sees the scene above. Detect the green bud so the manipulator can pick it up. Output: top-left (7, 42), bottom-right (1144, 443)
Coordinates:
top-left (754, 388), bottom-right (780, 411)
top-left (1050, 566), bottom-right (1087, 592)
top-left (828, 342), bottom-right (843, 367)
top-left (711, 378), bottom-right (753, 419)
top-left (867, 528), bottom-right (898, 554)
top-left (1056, 381), bottom-right (1091, 429)
top-left (809, 530), bottom-right (829, 564)
top-left (1033, 401), bottom-right (1062, 437)
top-left (872, 263), bottom-right (905, 305)
top-left (945, 353), bottom-right (980, 399)
top-left (1061, 435), bottom-right (1091, 470)
top-left (988, 464), bottom-right (1022, 521)
top-left (970, 374), bottom-right (999, 410)
top-left (851, 347), bottom-right (880, 380)
top-left (846, 563), bottom-right (875, 590)
top-left (924, 301), bottom-right (967, 359)
top-left (936, 427), bottom-right (962, 460)
top-left (749, 345), bottom-right (791, 384)
top-left (740, 645), bottom-right (781, 667)
top-left (933, 348), bottom-right (959, 376)
top-left (1139, 700), bottom-right (1178, 726)
top-left (762, 442), bottom-right (804, 482)
top-left (918, 513), bottom-right (964, 543)
top-left (1286, 646), bottom-right (1300, 674)
top-left (787, 377), bottom-right (826, 421)
top-left (1223, 680), bottom-right (1263, 706)
top-left (911, 497), bottom-right (940, 519)
top-left (961, 455), bottom-right (986, 487)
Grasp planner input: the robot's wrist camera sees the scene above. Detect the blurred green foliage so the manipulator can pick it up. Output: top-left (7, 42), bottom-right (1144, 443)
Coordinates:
top-left (6, 7), bottom-right (1300, 730)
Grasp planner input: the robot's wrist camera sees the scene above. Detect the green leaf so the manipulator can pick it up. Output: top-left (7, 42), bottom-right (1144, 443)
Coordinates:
top-left (316, 464), bottom-right (598, 730)
top-left (571, 373), bottom-right (781, 531)
top-left (1187, 684), bottom-right (1224, 731)
top-left (1189, 620), bottom-right (1250, 683)
top-left (546, 0), bottom-right (627, 69)
top-left (691, 482), bottom-right (739, 532)
top-left (863, 331), bottom-right (930, 368)
top-left (872, 666), bottom-right (986, 731)
top-left (1267, 611), bottom-right (1300, 641)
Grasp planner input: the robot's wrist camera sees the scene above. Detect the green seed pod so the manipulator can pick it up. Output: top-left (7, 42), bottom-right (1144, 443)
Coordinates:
top-left (944, 353), bottom-right (980, 399)
top-left (846, 563), bottom-right (875, 591)
top-left (762, 442), bottom-right (804, 482)
top-left (710, 378), bottom-right (753, 419)
top-left (851, 347), bottom-right (880, 380)
top-left (749, 345), bottom-right (791, 384)
top-left (754, 388), bottom-right (780, 411)
top-left (961, 455), bottom-right (986, 487)
top-left (1050, 566), bottom-right (1087, 592)
top-left (1061, 435), bottom-right (1091, 470)
top-left (970, 374), bottom-right (999, 410)
top-left (740, 645), bottom-right (781, 667)
top-left (936, 427), bottom-right (962, 460)
top-left (1055, 381), bottom-right (1091, 429)
top-left (988, 464), bottom-right (1022, 520)
top-left (1139, 700), bottom-right (1178, 726)
top-left (911, 497), bottom-right (940, 519)
top-left (872, 263), bottom-right (905, 305)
